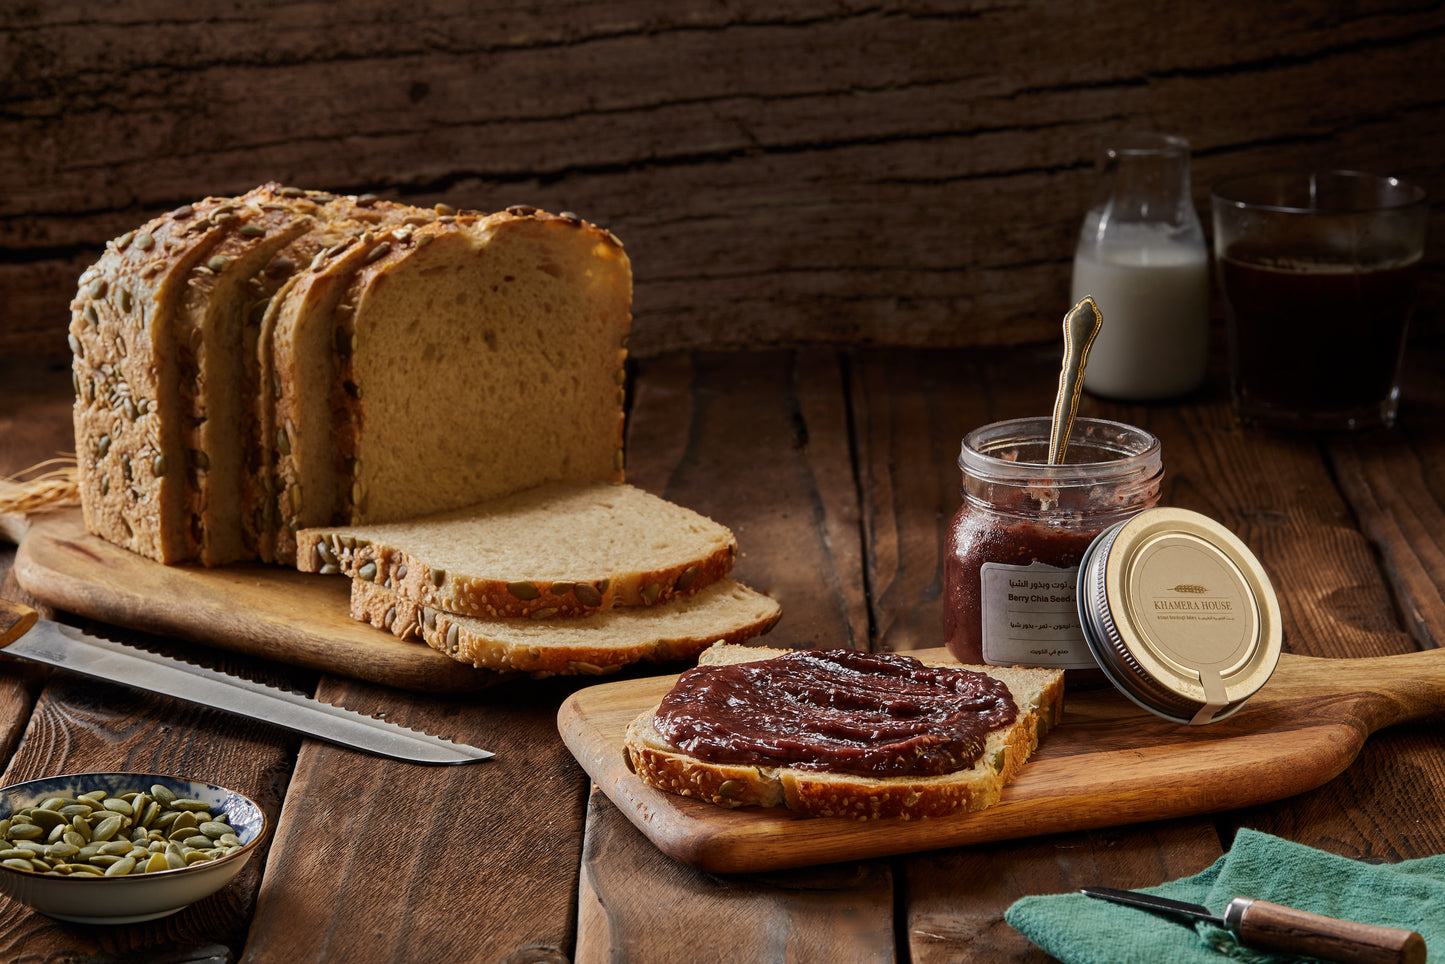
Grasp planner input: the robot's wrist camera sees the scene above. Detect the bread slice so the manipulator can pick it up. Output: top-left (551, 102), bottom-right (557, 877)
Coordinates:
top-left (350, 577), bottom-right (781, 677)
top-left (320, 208), bottom-right (630, 532)
top-left (623, 644), bottom-right (1064, 820)
top-left (176, 185), bottom-right (317, 565)
top-left (70, 196), bottom-right (248, 564)
top-left (296, 481), bottom-right (737, 618)
top-left (256, 201), bottom-right (435, 564)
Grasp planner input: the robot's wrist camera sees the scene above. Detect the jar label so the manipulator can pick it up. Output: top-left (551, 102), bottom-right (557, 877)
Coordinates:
top-left (979, 561), bottom-right (1095, 669)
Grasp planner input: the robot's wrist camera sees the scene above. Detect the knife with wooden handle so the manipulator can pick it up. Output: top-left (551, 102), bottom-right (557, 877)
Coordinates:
top-left (0, 597), bottom-right (493, 765)
top-left (1082, 886), bottom-right (1427, 964)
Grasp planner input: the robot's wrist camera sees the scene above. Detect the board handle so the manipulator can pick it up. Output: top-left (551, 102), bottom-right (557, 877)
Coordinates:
top-left (1285, 649), bottom-right (1445, 733)
top-left (1229, 897), bottom-right (1426, 964)
top-left (0, 597), bottom-right (39, 647)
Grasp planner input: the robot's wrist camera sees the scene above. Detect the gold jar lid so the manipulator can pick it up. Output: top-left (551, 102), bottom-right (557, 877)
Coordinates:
top-left (1078, 507), bottom-right (1282, 724)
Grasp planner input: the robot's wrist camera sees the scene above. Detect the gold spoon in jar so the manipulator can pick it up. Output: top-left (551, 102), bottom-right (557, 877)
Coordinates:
top-left (1048, 296), bottom-right (1103, 465)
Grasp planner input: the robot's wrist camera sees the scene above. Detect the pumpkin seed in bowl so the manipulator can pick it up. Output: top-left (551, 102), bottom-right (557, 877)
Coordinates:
top-left (0, 772), bottom-right (269, 923)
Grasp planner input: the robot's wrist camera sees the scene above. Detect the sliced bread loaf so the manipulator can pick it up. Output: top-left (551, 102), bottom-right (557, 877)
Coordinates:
top-left (71, 193), bottom-right (632, 571)
top-left (350, 577), bottom-right (782, 676)
top-left (296, 481), bottom-right (738, 618)
top-left (70, 196), bottom-right (249, 564)
top-left (623, 644), bottom-right (1064, 820)
top-left (330, 208), bottom-right (631, 527)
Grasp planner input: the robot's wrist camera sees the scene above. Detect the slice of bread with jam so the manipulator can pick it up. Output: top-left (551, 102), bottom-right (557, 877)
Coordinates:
top-left (624, 643), bottom-right (1063, 820)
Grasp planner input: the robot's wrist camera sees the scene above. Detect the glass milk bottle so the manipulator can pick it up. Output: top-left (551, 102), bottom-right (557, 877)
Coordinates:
top-left (1071, 133), bottom-right (1210, 400)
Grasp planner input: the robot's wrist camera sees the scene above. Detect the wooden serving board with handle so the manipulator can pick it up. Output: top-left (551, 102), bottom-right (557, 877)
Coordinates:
top-left (558, 646), bottom-right (1445, 873)
top-left (9, 509), bottom-right (499, 692)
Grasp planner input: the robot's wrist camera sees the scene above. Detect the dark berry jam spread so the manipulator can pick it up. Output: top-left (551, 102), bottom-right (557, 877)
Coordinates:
top-left (652, 649), bottom-right (1017, 777)
top-left (943, 508), bottom-right (1103, 663)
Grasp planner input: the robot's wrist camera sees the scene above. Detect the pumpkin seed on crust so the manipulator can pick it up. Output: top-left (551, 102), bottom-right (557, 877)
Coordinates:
top-left (506, 581), bottom-right (539, 601)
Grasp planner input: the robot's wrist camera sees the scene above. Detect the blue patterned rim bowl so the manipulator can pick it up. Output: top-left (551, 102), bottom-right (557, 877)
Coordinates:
top-left (0, 772), bottom-right (269, 924)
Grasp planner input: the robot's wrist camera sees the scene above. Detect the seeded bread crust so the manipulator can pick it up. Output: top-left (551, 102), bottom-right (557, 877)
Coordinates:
top-left (332, 209), bottom-right (631, 527)
top-left (623, 644), bottom-right (1065, 821)
top-left (296, 481), bottom-right (738, 619)
top-left (176, 185), bottom-right (318, 565)
top-left (256, 200), bottom-right (434, 564)
top-left (70, 196), bottom-right (247, 564)
top-left (351, 577), bottom-right (781, 677)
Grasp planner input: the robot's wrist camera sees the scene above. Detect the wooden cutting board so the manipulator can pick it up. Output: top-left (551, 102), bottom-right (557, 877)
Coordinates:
top-left (558, 646), bottom-right (1445, 873)
top-left (10, 509), bottom-right (499, 692)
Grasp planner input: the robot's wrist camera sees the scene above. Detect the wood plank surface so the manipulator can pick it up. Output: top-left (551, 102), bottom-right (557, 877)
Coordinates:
top-left (1, 343), bottom-right (1443, 962)
top-left (574, 350), bottom-right (882, 961)
top-left (622, 351), bottom-right (868, 653)
top-left (1221, 350), bottom-right (1445, 866)
top-left (1329, 359), bottom-right (1445, 653)
top-left (239, 672), bottom-right (597, 964)
top-left (577, 789), bottom-right (895, 964)
top-left (3, 1), bottom-right (1442, 360)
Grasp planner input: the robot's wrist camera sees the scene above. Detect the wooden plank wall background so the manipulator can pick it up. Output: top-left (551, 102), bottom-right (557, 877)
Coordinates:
top-left (2, 0), bottom-right (1442, 361)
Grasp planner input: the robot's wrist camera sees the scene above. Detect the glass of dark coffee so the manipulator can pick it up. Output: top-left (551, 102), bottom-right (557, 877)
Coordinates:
top-left (1211, 171), bottom-right (1428, 431)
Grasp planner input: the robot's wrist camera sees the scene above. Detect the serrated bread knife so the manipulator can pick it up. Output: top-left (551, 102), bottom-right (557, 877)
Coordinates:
top-left (0, 598), bottom-right (492, 765)
top-left (1081, 886), bottom-right (1426, 964)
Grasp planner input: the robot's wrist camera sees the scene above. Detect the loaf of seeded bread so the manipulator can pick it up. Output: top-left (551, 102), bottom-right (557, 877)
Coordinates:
top-left (351, 577), bottom-right (781, 676)
top-left (71, 188), bottom-right (785, 682)
top-left (296, 482), bottom-right (737, 619)
top-left (327, 208), bottom-right (631, 529)
top-left (623, 644), bottom-right (1064, 820)
top-left (71, 191), bottom-right (630, 569)
top-left (71, 196), bottom-right (251, 563)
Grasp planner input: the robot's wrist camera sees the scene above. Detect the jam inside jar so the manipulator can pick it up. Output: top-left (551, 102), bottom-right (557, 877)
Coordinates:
top-left (943, 416), bottom-right (1162, 685)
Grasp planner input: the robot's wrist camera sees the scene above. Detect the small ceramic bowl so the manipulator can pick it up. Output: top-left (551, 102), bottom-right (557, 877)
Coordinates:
top-left (0, 772), bottom-right (269, 924)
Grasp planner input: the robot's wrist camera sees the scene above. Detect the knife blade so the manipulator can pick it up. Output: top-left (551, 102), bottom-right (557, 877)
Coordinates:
top-left (1081, 886), bottom-right (1426, 964)
top-left (0, 598), bottom-right (492, 766)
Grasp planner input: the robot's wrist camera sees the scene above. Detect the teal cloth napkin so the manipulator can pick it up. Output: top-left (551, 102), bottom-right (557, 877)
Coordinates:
top-left (1005, 828), bottom-right (1445, 963)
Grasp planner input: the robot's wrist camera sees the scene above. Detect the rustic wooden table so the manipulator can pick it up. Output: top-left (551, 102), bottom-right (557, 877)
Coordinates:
top-left (1, 342), bottom-right (1441, 963)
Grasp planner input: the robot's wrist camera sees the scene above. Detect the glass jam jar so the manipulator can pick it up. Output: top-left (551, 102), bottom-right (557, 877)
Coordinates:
top-left (943, 416), bottom-right (1162, 683)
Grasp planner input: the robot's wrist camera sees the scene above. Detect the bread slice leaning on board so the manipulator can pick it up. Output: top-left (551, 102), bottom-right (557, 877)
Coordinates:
top-left (351, 577), bottom-right (781, 677)
top-left (624, 644), bottom-right (1064, 820)
top-left (175, 187), bottom-right (316, 567)
top-left (295, 482), bottom-right (739, 619)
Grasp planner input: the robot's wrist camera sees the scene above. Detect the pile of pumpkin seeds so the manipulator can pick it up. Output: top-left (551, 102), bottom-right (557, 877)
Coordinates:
top-left (0, 784), bottom-right (246, 877)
